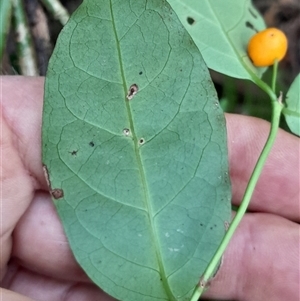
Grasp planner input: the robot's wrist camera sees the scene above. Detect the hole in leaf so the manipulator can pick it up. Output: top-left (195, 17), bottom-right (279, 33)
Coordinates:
top-left (139, 138), bottom-right (145, 145)
top-left (89, 141), bottom-right (95, 147)
top-left (127, 84), bottom-right (138, 100)
top-left (187, 17), bottom-right (195, 25)
top-left (123, 128), bottom-right (130, 136)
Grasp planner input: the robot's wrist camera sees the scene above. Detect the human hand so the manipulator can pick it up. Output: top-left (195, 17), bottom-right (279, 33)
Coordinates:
top-left (1, 76), bottom-right (299, 301)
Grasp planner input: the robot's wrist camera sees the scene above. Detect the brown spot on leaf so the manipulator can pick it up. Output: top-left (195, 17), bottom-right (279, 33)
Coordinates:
top-left (43, 165), bottom-right (64, 200)
top-left (51, 189), bottom-right (64, 199)
top-left (126, 84), bottom-right (138, 100)
top-left (43, 165), bottom-right (51, 189)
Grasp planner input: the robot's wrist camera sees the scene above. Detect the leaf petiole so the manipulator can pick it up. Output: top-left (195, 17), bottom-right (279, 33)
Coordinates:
top-left (272, 60), bottom-right (279, 92)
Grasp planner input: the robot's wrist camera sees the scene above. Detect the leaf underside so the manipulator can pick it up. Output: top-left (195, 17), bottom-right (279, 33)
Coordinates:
top-left (167, 0), bottom-right (266, 80)
top-left (42, 0), bottom-right (231, 300)
top-left (284, 74), bottom-right (300, 136)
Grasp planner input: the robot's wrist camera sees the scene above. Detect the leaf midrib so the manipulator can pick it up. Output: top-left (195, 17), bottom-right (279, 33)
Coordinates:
top-left (109, 2), bottom-right (175, 300)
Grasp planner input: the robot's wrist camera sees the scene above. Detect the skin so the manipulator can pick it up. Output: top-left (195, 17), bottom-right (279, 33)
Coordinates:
top-left (0, 76), bottom-right (299, 301)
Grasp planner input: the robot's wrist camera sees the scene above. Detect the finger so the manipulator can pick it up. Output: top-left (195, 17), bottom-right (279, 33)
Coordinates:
top-left (204, 213), bottom-right (300, 301)
top-left (0, 288), bottom-right (35, 301)
top-left (226, 114), bottom-right (300, 221)
top-left (1, 76), bottom-right (46, 189)
top-left (0, 110), bottom-right (35, 280)
top-left (12, 191), bottom-right (88, 283)
top-left (2, 263), bottom-right (115, 301)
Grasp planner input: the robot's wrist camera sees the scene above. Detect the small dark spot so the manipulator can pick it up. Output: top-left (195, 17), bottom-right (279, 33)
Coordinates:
top-left (127, 84), bottom-right (138, 100)
top-left (200, 223), bottom-right (203, 227)
top-left (51, 188), bottom-right (64, 199)
top-left (248, 8), bottom-right (257, 19)
top-left (69, 150), bottom-right (78, 156)
top-left (139, 71), bottom-right (143, 75)
top-left (210, 227), bottom-right (213, 230)
top-left (245, 21), bottom-right (258, 32)
top-left (187, 17), bottom-right (195, 25)
top-left (138, 138), bottom-right (145, 145)
top-left (89, 141), bottom-right (95, 147)
top-left (214, 224), bottom-right (217, 228)
top-left (180, 69), bottom-right (182, 72)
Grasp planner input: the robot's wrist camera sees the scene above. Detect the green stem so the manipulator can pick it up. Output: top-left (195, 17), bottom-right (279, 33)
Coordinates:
top-left (272, 60), bottom-right (279, 92)
top-left (190, 67), bottom-right (283, 301)
top-left (191, 98), bottom-right (283, 301)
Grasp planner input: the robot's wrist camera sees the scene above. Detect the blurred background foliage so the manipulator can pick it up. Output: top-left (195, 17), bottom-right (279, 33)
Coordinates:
top-left (1, 0), bottom-right (299, 122)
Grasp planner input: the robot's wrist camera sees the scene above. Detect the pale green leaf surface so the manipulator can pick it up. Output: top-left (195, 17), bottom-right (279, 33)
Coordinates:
top-left (42, 0), bottom-right (231, 300)
top-left (167, 0), bottom-right (266, 80)
top-left (284, 74), bottom-right (300, 136)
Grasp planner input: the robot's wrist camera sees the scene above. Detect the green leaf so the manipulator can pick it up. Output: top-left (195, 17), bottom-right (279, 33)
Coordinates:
top-left (42, 0), bottom-right (231, 300)
top-left (167, 0), bottom-right (266, 80)
top-left (283, 74), bottom-right (300, 136)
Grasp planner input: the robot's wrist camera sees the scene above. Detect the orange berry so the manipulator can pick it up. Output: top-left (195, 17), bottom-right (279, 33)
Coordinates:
top-left (247, 28), bottom-right (288, 67)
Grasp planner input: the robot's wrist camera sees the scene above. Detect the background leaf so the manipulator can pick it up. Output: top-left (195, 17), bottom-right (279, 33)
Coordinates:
top-left (42, 0), bottom-right (231, 300)
top-left (0, 0), bottom-right (12, 58)
top-left (167, 0), bottom-right (266, 81)
top-left (283, 74), bottom-right (300, 136)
